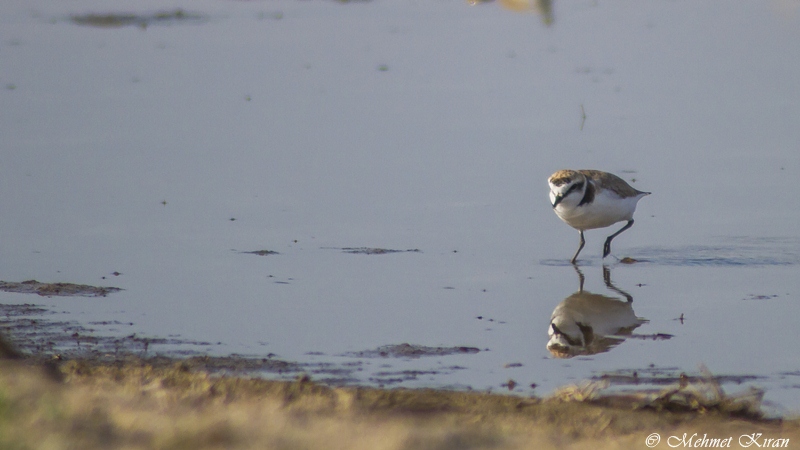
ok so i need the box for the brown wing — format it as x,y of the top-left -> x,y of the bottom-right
577,170 -> 649,198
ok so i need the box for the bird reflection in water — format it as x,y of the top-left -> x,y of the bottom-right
547,265 -> 647,358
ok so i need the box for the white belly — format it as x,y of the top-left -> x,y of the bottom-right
554,191 -> 643,231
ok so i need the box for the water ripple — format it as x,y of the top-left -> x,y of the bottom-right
632,237 -> 800,267
542,237 -> 800,267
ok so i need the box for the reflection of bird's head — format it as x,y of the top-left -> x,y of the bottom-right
547,319 -> 594,358
546,290 -> 646,358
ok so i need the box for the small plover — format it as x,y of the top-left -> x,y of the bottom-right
548,169 -> 650,263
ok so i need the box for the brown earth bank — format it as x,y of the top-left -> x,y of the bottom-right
1,353 -> 798,450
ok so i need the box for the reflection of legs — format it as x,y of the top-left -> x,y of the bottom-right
603,220 -> 634,259
603,265 -> 633,302
571,230 -> 586,264
572,263 -> 585,292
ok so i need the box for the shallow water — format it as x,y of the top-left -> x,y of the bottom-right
2,0 -> 799,413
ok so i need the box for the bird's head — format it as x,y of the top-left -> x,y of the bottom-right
548,170 -> 587,209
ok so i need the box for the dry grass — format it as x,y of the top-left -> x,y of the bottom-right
0,358 -> 798,450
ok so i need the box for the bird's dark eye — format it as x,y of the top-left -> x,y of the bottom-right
566,182 -> 584,194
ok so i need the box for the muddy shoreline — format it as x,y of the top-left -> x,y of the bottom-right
1,348 -> 798,449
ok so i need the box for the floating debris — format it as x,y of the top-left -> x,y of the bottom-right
744,294 -> 779,301
347,343 -> 480,359
595,367 -> 764,387
242,250 -> 280,256
626,333 -> 674,341
340,247 -> 421,255
618,257 -> 641,264
0,280 -> 121,298
370,369 -> 444,386
0,304 -> 49,317
69,9 -> 207,28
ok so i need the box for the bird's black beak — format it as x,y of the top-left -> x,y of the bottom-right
552,194 -> 563,209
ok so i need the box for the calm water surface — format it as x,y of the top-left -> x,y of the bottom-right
2,0 -> 799,413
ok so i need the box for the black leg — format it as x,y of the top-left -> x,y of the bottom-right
602,264 -> 632,302
572,264 -> 585,292
571,230 -> 585,264
603,219 -> 634,258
